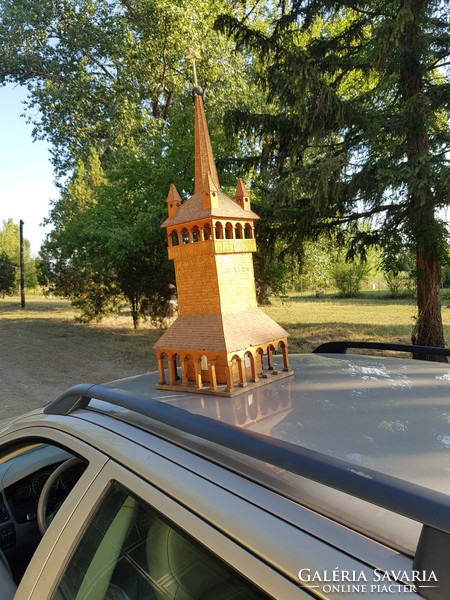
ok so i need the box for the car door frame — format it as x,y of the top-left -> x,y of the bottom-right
24,458 -> 309,600
0,425 -> 109,600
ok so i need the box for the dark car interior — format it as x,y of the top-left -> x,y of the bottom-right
0,442 -> 86,591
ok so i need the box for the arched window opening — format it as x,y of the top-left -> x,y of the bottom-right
215,222 -> 224,239
171,230 -> 179,246
203,224 -> 212,241
181,228 -> 189,244
192,225 -> 200,242
244,223 -> 253,239
235,223 -> 243,239
173,353 -> 181,381
225,222 -> 233,239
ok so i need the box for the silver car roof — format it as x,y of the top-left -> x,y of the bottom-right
45,352 -> 450,555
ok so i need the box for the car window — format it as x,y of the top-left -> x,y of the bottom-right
52,480 -> 269,600
0,441 -> 87,585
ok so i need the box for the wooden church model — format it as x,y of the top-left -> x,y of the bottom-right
154,77 -> 292,397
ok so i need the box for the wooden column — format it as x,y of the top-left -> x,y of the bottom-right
168,356 -> 177,385
193,358 -> 203,389
282,344 -> 290,372
237,358 -> 247,388
267,346 -> 274,370
208,361 -> 218,391
249,354 -> 257,382
181,357 -> 189,385
225,361 -> 234,394
157,355 -> 166,385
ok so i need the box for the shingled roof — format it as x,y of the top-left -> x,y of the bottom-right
154,309 -> 288,354
161,190 -> 259,228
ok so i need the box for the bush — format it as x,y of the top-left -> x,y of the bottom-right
383,271 -> 414,298
331,262 -> 370,297
380,241 -> 415,298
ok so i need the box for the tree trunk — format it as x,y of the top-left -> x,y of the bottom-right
412,244 -> 446,359
399,0 -> 446,357
131,296 -> 140,330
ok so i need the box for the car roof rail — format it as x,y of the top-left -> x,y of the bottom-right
313,340 -> 450,358
44,383 -> 450,539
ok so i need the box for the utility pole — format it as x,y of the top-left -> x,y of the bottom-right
19,219 -> 25,309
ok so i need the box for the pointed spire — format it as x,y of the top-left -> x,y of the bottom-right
166,183 -> 182,218
194,90 -> 220,194
235,178 -> 251,210
186,48 -> 221,195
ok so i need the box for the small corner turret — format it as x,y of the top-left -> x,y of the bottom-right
166,184 -> 182,219
235,178 -> 251,211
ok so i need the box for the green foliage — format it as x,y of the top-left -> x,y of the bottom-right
39,149 -> 172,326
380,238 -> 415,298
254,255 -> 289,305
2,1 -> 262,324
218,0 -> 450,347
0,250 -> 16,296
0,0 -> 251,177
0,219 -> 38,290
331,261 -> 371,298
299,238 -> 336,293
67,267 -> 123,324
443,268 -> 450,290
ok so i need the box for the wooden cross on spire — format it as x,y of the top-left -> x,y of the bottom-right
186,47 -> 201,87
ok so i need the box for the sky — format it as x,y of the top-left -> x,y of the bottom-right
0,83 -> 58,256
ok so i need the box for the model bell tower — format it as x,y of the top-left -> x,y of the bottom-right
154,52 -> 292,396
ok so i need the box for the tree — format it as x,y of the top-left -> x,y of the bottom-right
299,236 -> 342,294
0,219 -> 38,290
0,0 -> 252,178
331,262 -> 370,297
217,1 -> 450,354
38,151 -> 122,321
2,1 -> 262,323
0,251 -> 16,296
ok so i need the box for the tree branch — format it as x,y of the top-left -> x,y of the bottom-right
315,203 -> 395,228
82,50 -> 116,81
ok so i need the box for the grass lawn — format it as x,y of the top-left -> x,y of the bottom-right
263,293 -> 450,353
2,293 -> 450,362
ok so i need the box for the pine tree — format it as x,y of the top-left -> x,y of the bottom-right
217,0 -> 450,353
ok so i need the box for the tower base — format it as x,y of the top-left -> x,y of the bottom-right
155,368 -> 293,397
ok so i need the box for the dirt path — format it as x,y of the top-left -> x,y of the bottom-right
0,305 -> 160,419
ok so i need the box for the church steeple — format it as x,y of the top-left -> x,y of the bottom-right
186,48 -> 221,195
193,88 -> 220,194
153,51 -> 292,397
